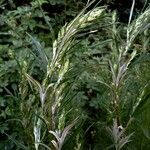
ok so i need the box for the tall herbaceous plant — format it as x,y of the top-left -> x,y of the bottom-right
25,1 -> 106,149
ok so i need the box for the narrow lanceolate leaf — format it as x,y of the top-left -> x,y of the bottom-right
60,118 -> 78,149
37,142 -> 52,150
25,73 -> 42,91
132,84 -> 149,115
25,73 -> 46,107
26,32 -> 48,67
107,119 -> 133,150
119,133 -> 134,150
49,118 -> 78,150
59,121 -> 76,149
51,140 -> 59,150
128,0 -> 135,25
49,130 -> 60,142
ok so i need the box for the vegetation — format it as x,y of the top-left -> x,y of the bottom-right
0,0 -> 150,149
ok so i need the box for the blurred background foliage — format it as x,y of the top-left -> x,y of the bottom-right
0,0 -> 150,149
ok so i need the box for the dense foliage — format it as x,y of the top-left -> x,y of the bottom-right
0,0 -> 150,149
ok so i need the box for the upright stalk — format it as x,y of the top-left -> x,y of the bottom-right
112,86 -> 121,126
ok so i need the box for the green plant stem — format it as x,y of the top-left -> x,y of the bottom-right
113,87 -> 121,126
